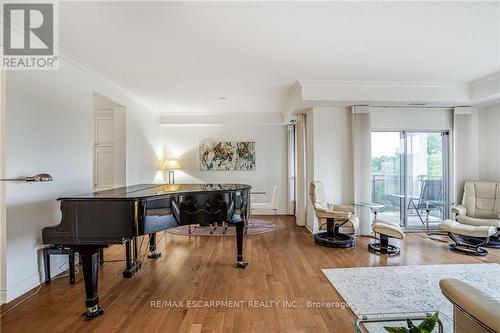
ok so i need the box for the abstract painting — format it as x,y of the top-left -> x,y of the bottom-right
200,141 -> 256,171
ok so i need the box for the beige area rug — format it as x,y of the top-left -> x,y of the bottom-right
166,219 -> 277,236
322,263 -> 500,333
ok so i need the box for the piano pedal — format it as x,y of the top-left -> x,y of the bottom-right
82,305 -> 104,321
235,261 -> 248,269
122,261 -> 142,278
188,224 -> 199,234
222,222 -> 227,234
210,223 -> 217,234
147,251 -> 161,259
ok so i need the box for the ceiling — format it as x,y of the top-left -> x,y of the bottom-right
60,1 -> 500,114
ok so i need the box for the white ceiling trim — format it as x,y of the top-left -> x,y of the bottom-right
160,112 -> 284,126
285,80 -> 471,118
57,48 -> 157,115
469,71 -> 500,106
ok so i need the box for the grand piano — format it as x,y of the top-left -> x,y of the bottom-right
42,183 -> 251,320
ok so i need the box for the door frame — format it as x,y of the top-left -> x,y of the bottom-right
371,129 -> 451,230
0,71 -> 7,304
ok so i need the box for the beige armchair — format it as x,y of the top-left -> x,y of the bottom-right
309,181 -> 358,248
440,278 -> 500,333
442,181 -> 500,255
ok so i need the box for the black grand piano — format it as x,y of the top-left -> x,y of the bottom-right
42,183 -> 251,320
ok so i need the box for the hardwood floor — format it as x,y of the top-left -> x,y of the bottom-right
1,216 -> 499,333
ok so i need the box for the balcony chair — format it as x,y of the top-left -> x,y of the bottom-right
309,181 -> 358,248
407,177 -> 443,225
441,181 -> 500,256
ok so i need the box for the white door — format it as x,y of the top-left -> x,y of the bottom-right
94,116 -> 114,147
93,149 -> 114,191
93,112 -> 115,191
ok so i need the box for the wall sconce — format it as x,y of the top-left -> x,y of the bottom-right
0,173 -> 53,183
161,160 -> 180,184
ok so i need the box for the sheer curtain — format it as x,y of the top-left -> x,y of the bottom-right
287,124 -> 296,216
351,106 -> 372,235
295,114 -> 306,226
453,107 -> 479,204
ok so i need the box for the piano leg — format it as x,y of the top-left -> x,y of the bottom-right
235,221 -> 248,269
123,238 -> 142,278
147,233 -> 161,259
69,248 -> 75,284
78,246 -> 104,320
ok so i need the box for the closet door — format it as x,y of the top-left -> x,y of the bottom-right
93,112 -> 115,191
94,116 -> 114,147
93,148 -> 114,191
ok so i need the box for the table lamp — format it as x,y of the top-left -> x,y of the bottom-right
161,160 -> 180,184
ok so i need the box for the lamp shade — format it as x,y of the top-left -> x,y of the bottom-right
161,160 -> 181,170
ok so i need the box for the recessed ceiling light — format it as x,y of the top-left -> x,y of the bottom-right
219,96 -> 227,100
408,103 -> 427,106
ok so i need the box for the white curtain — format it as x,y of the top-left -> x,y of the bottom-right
287,124 -> 296,215
351,106 -> 372,235
453,107 -> 479,204
295,114 -> 307,226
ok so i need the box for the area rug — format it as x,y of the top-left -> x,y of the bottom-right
166,219 -> 277,236
322,264 -> 500,333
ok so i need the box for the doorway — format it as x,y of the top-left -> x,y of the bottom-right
371,130 -> 450,229
92,93 -> 126,191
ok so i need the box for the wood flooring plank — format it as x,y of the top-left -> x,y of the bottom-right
1,216 -> 499,333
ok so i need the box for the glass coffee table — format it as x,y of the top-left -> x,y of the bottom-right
354,311 -> 454,333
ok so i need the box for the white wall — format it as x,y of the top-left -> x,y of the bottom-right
478,103 -> 500,181
3,58 -> 161,302
305,109 -> 315,231
305,107 -> 353,232
161,125 -> 288,213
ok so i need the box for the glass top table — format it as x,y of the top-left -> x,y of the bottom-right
354,311 -> 455,333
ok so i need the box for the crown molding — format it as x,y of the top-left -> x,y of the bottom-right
283,80 -> 472,116
469,71 -> 500,106
298,80 -> 468,87
160,112 -> 284,126
57,48 -> 157,114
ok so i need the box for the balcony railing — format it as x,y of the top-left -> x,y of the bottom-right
371,174 -> 443,213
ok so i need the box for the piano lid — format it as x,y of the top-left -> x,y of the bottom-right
57,183 -> 252,200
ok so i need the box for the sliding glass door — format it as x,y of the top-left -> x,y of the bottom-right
371,130 -> 450,229
371,132 -> 405,225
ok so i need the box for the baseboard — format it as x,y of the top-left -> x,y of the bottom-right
250,210 -> 289,216
304,225 -> 354,235
5,272 -> 41,302
5,257 -> 71,303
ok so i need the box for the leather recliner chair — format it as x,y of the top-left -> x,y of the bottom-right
309,181 -> 359,248
440,278 -> 500,333
450,181 -> 500,249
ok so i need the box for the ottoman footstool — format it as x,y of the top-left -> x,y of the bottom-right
369,219 -> 405,255
441,220 -> 496,256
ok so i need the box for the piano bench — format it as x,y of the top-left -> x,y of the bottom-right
43,246 -> 104,285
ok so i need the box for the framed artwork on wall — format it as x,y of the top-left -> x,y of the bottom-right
200,141 -> 256,171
